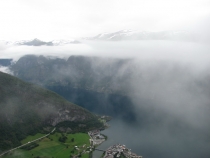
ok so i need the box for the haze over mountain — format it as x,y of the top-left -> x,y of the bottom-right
0,71 -> 103,152
0,29 -> 207,49
0,38 -> 80,46
1,0 -> 210,158
1,38 -> 210,158
4,53 -> 209,158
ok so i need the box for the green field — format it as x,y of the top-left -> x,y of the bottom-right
2,132 -> 91,158
21,133 -> 46,144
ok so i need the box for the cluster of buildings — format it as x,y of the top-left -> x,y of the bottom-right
88,129 -> 100,136
88,130 -> 106,146
104,144 -> 142,158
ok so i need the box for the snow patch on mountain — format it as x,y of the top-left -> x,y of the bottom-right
0,38 -> 80,46
84,30 -> 194,41
50,39 -> 80,45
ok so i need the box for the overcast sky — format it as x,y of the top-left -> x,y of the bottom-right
0,0 -> 210,41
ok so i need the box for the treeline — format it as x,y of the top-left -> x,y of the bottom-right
0,119 -> 45,151
58,133 -> 68,143
56,119 -> 104,133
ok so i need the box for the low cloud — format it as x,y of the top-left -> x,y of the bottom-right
1,38 -> 210,158
0,66 -> 13,74
1,40 -> 210,69
0,44 -> 93,61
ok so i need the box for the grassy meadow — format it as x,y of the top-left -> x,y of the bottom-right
2,132 -> 91,158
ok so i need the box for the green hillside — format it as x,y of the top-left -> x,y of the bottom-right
0,71 -> 103,152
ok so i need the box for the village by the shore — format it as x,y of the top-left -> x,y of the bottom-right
76,115 -> 142,158
103,144 -> 142,158
88,129 -> 106,146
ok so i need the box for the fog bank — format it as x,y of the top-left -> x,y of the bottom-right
1,40 -> 210,67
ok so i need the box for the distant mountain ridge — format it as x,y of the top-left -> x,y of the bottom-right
0,59 -> 13,66
0,38 -> 80,46
0,30 -> 198,45
84,30 -> 195,41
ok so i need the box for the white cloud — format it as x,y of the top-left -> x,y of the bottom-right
0,0 -> 210,40
0,42 -> 95,61
0,66 -> 13,74
1,40 -> 210,73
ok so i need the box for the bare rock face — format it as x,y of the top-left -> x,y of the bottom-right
50,108 -> 87,126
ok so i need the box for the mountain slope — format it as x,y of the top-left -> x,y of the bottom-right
11,55 -> 132,93
0,71 -> 102,152
9,55 -> 138,121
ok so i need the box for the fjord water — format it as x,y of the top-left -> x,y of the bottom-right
93,118 -> 210,158
92,119 -> 147,158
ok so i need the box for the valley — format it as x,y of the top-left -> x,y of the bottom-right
1,1 -> 210,158
1,118 -> 110,158
2,54 -> 210,158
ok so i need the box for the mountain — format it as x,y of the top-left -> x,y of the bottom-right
11,55 -> 132,94
84,30 -> 194,41
9,55 -> 137,121
0,38 -> 80,46
0,39 -> 51,46
0,71 -> 103,151
0,30 -> 195,46
17,38 -> 53,46
0,59 -> 13,66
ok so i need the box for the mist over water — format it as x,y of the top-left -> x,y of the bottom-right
90,57 -> 210,158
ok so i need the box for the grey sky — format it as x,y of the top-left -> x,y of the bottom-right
0,0 -> 210,40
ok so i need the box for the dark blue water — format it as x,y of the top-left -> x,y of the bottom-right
92,119 -> 210,158
92,119 -> 142,158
